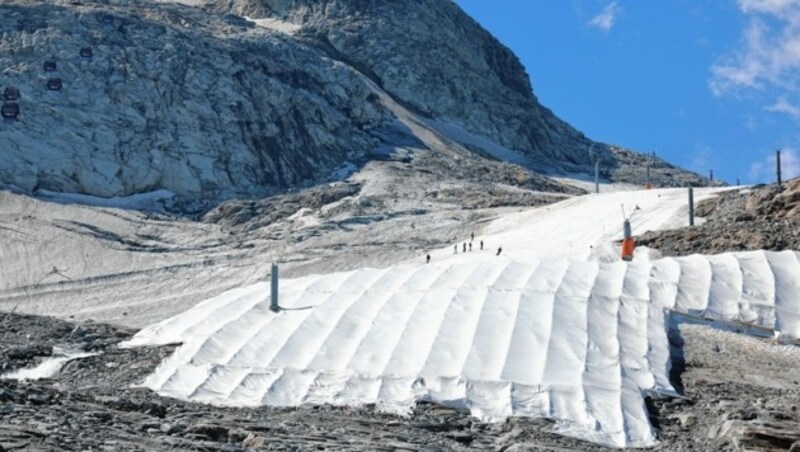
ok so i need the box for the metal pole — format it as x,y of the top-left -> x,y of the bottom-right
736,176 -> 740,186
777,149 -> 782,186
709,170 -> 713,183
588,143 -> 600,194
688,187 -> 695,227
647,151 -> 656,189
594,160 -> 600,194
270,262 -> 279,312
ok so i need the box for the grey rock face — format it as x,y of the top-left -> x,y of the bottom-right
0,0 -> 711,207
1,1 -> 386,201
223,0 -> 595,165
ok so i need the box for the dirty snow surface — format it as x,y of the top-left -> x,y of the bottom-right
0,186 -> 727,327
127,250 -> 800,448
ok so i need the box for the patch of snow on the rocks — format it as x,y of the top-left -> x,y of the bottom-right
427,119 -> 533,167
1,348 -> 98,381
328,162 -> 358,181
244,16 -> 302,34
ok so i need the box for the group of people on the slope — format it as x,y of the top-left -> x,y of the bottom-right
426,231 -> 501,264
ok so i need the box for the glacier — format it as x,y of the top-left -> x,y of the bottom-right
126,250 -> 800,448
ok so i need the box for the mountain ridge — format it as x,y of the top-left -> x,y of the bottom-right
1,0 -> 711,210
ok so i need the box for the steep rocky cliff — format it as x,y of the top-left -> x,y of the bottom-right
0,0 -> 709,208
218,0 -> 593,165
1,1 -> 386,201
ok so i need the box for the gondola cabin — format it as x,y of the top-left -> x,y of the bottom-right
43,59 -> 57,72
80,47 -> 93,58
3,86 -> 20,101
1,102 -> 20,120
102,15 -> 113,26
47,77 -> 62,91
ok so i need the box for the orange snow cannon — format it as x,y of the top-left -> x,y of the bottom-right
621,238 -> 635,261
621,218 -> 635,261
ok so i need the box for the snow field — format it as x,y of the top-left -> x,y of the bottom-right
125,250 -> 800,447
429,187 -> 729,264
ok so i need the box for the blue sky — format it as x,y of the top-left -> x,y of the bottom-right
455,0 -> 800,184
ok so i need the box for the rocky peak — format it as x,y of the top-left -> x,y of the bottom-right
1,1 -> 387,203
0,0 -> 710,209
218,0 -> 591,164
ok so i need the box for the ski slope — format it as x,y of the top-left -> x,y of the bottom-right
127,250 -> 800,448
430,186 -> 728,263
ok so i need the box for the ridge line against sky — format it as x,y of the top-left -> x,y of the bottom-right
455,0 -> 800,184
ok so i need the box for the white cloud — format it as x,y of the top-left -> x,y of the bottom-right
710,0 -> 800,102
749,147 -> 800,182
766,97 -> 800,117
589,1 -> 621,33
740,0 -> 799,14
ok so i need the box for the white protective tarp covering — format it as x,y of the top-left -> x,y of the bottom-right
127,250 -> 800,448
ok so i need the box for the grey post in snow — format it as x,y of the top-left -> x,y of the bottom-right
777,149 -> 782,187
589,143 -> 600,194
688,187 -> 695,227
270,262 -> 279,312
709,169 -> 714,183
594,159 -> 600,194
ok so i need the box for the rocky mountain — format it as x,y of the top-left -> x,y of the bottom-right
1,0 -> 710,209
216,0 -> 591,163
639,178 -> 800,255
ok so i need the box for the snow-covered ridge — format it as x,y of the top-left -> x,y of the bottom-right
126,250 -> 800,448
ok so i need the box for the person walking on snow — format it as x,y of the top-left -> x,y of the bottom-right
426,254 -> 431,264
496,246 -> 502,256
470,232 -> 474,242
454,245 -> 457,254
469,242 -> 472,251
480,240 -> 484,250
463,242 -> 467,253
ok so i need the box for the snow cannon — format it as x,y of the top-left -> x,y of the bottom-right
621,218 -> 635,262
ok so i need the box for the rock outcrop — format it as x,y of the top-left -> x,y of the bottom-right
1,1 -> 386,201
0,0 -> 711,207
218,0 -> 595,166
638,179 -> 800,255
